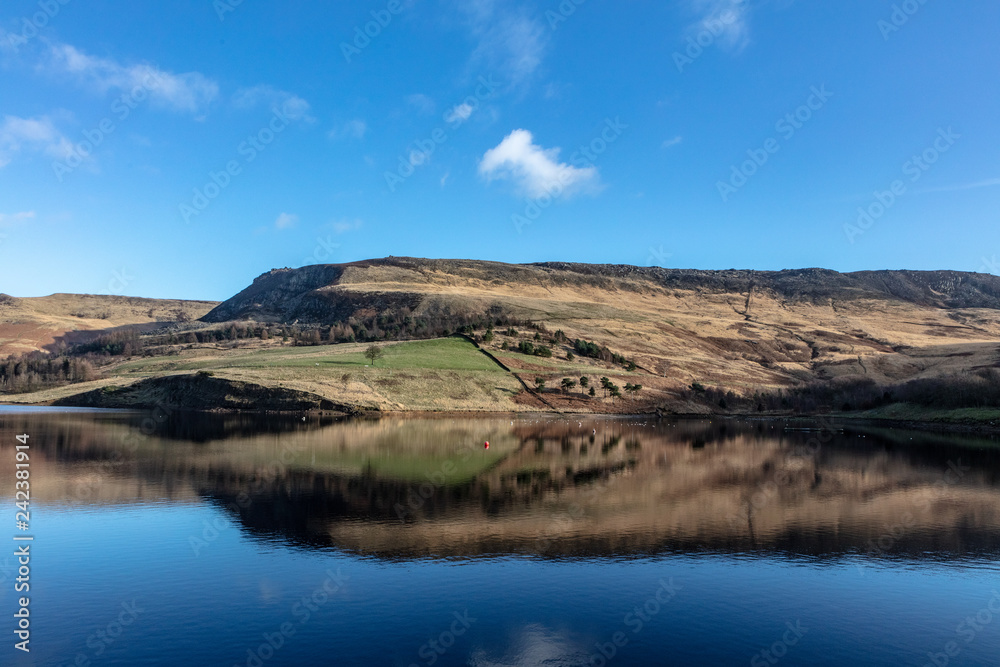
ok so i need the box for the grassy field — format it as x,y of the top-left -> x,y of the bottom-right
2,336 -> 654,413
106,337 -> 527,412
116,337 -> 505,373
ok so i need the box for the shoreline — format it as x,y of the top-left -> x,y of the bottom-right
3,395 -> 999,436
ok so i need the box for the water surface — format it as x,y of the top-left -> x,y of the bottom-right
2,409 -> 999,666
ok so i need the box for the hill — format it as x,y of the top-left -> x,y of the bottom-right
4,258 -> 1000,417
201,258 -> 1000,391
0,293 -> 219,357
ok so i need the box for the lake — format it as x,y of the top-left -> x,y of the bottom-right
2,407 -> 999,666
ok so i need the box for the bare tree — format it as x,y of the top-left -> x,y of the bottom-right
365,345 -> 385,366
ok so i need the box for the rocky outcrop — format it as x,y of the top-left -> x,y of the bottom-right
201,258 -> 1000,325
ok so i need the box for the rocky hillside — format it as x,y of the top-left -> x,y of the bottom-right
196,258 -> 1000,395
204,258 -> 1000,323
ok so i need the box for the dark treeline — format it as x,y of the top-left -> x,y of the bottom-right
0,353 -> 96,393
688,369 -> 1000,413
573,338 -> 633,369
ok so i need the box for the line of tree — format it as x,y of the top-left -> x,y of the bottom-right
573,338 -> 633,368
0,353 -> 96,394
516,341 -> 553,357
687,369 -> 1000,413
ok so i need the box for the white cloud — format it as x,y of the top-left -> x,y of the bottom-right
479,129 -> 598,199
0,115 -> 73,167
328,119 -> 367,140
274,213 -> 298,230
45,43 -> 219,115
662,135 -> 683,149
0,210 -> 36,227
444,103 -> 474,124
690,0 -> 751,51
461,1 -> 547,86
406,94 -> 435,115
233,85 -> 313,122
330,218 -> 363,234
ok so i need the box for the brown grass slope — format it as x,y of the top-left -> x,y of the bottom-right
201,258 -> 1000,397
0,293 -> 218,356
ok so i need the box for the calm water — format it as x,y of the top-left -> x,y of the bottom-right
2,408 -> 1000,666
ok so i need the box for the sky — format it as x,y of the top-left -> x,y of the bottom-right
0,0 -> 998,301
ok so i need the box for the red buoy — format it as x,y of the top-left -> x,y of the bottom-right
484,441 -> 490,450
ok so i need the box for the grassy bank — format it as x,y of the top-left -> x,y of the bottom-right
7,338 -> 531,413
849,403 -> 1000,427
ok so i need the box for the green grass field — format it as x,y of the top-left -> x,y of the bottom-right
109,337 -> 526,412
116,337 -> 507,374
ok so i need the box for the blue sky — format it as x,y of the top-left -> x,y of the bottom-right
1,0 -> 998,300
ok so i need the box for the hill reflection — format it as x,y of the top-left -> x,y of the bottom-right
4,411 -> 1000,560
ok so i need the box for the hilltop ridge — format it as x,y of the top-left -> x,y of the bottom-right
3,258 -> 1000,417
203,258 -> 1000,324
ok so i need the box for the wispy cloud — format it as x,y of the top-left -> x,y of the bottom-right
662,135 -> 683,149
916,177 -> 1000,194
479,129 -> 598,199
274,212 -> 298,230
233,85 -> 313,122
0,210 -> 36,227
44,43 -> 219,115
460,0 -> 547,87
330,218 -> 363,234
444,103 -> 475,124
328,119 -> 367,140
687,0 -> 751,51
0,114 -> 73,167
406,93 -> 435,115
